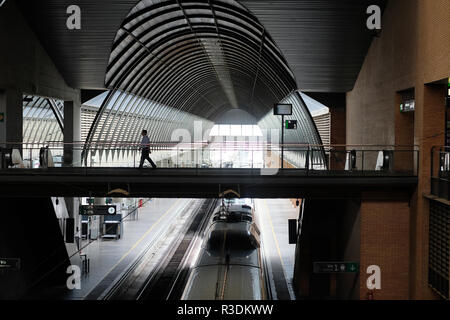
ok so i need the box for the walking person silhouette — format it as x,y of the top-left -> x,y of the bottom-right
139,130 -> 157,169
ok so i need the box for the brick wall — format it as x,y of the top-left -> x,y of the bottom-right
347,0 -> 450,299
359,199 -> 410,299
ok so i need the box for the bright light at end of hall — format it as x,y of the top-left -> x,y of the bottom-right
209,125 -> 263,137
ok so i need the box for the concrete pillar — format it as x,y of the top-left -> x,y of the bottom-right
330,107 -> 346,146
306,92 -> 346,169
63,100 -> 81,166
329,106 -> 347,170
359,196 -> 410,299
0,89 -> 22,149
63,99 -> 81,245
336,200 -> 361,300
293,199 -> 346,299
0,197 -> 70,299
394,92 -> 415,173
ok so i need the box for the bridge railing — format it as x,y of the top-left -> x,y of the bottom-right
0,141 -> 419,175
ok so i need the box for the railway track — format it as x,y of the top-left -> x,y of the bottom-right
103,198 -> 218,300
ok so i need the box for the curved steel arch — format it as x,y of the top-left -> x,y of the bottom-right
85,0 -> 324,168
109,24 -> 294,96
112,30 -> 293,121
23,95 -> 64,145
131,33 -> 292,103
104,0 -> 296,107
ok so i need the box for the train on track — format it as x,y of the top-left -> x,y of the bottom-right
181,199 -> 268,300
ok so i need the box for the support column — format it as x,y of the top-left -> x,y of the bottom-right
329,106 -> 347,170
63,98 -> 81,246
307,92 -> 346,169
0,197 -> 71,299
394,91 -> 415,172
0,89 -> 22,149
63,99 -> 81,167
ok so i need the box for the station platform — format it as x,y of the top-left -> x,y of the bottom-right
255,199 -> 298,300
65,198 -> 194,300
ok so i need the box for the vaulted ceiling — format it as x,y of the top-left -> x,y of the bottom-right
18,0 -> 386,94
12,0 -> 387,158
104,0 -> 297,121
15,0 -> 385,153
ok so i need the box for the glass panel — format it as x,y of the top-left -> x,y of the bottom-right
253,125 -> 263,137
210,125 -> 219,136
230,125 -> 242,136
242,125 -> 253,136
219,125 -> 230,136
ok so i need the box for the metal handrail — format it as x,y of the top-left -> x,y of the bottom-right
5,141 -> 418,146
0,140 -> 420,148
0,142 -> 419,173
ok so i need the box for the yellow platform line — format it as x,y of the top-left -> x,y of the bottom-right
263,199 -> 285,270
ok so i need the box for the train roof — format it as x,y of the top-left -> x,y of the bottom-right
213,203 -> 253,214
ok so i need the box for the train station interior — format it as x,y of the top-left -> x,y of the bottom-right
0,0 -> 449,306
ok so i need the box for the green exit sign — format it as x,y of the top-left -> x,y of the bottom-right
313,262 -> 359,273
285,120 -> 297,129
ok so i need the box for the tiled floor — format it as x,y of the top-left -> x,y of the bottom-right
65,198 -> 193,300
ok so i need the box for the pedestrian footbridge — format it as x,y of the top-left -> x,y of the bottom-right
0,142 -> 419,198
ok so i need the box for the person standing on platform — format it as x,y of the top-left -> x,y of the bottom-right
139,130 -> 157,169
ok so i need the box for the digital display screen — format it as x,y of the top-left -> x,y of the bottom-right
274,104 -> 292,115
79,205 -> 117,215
